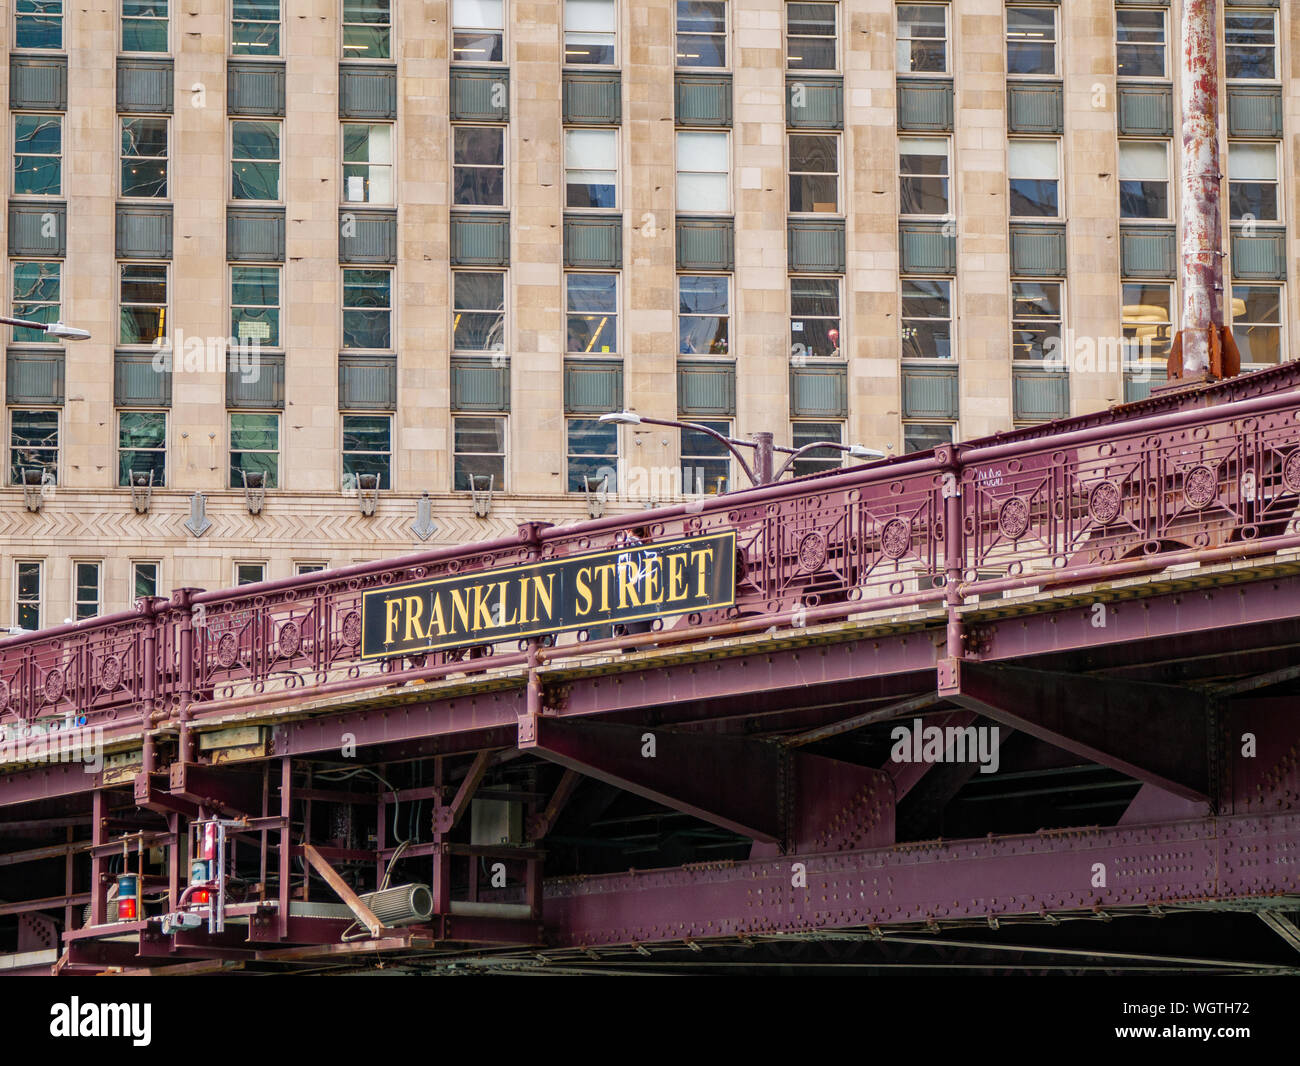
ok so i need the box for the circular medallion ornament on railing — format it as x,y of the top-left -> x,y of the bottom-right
997,496 -> 1030,540
1087,481 -> 1122,525
216,632 -> 240,668
99,655 -> 123,692
341,611 -> 363,646
880,518 -> 911,559
1183,465 -> 1217,509
797,532 -> 828,572
44,668 -> 65,703
1283,450 -> 1300,494
278,620 -> 302,658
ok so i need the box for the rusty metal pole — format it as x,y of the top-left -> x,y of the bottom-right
1176,0 -> 1224,379
752,431 -> 775,484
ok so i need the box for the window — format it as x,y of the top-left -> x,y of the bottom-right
229,412 -> 279,488
13,114 -> 62,196
1006,5 -> 1055,76
1231,285 -> 1282,366
786,2 -> 836,71
121,117 -> 168,198
678,275 -> 729,355
296,562 -> 326,575
790,277 -> 840,359
566,273 -> 618,353
342,0 -> 390,59
790,421 -> 842,478
676,0 -> 726,68
1118,141 -> 1169,220
1122,282 -> 1173,366
231,265 -> 280,348
453,272 -> 505,351
1228,143 -> 1279,223
453,415 -> 506,491
677,131 -> 729,213
903,422 -> 952,454
10,409 -> 58,485
342,123 -> 393,204
231,120 -> 281,201
342,269 -> 392,349
453,126 -> 505,207
1008,140 -> 1059,218
232,0 -> 280,56
1115,9 -> 1165,80
565,129 -> 617,209
11,261 -> 60,343
118,410 -> 166,486
119,264 -> 168,346
567,418 -> 618,492
16,0 -> 62,49
236,562 -> 266,585
1011,281 -> 1062,362
73,562 -> 101,620
788,134 -> 838,214
342,414 -> 392,490
681,420 -> 731,494
15,561 -> 41,630
123,0 -> 167,52
896,4 -> 946,74
133,561 -> 159,599
899,137 -> 949,215
564,0 -> 616,66
901,278 -> 951,360
453,0 -> 503,63
1225,10 -> 1276,81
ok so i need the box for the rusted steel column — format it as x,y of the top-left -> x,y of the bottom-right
1177,0 -> 1224,378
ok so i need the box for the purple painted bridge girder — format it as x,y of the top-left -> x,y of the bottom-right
540,811 -> 1300,947
941,661 -> 1210,802
521,716 -> 786,842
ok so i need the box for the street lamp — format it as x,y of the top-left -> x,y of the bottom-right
598,411 -> 885,489
0,316 -> 91,341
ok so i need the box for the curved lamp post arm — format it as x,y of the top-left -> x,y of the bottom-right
603,412 -> 760,487
772,441 -> 854,482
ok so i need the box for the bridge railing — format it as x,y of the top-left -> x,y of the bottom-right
2,386 -> 1299,737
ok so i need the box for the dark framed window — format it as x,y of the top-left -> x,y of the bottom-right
1011,280 -> 1062,362
789,276 -> 840,359
896,3 -> 947,74
903,422 -> 953,454
13,114 -> 62,196
676,0 -> 726,68
343,123 -> 393,204
786,2 -> 836,71
1225,10 -> 1276,81
236,562 -> 266,585
790,420 -> 842,477
231,120 -> 281,201
1231,285 -> 1282,366
899,136 -> 949,216
1116,8 -> 1165,79
133,561 -> 160,599
342,268 -> 392,349
342,413 -> 392,490
565,128 -> 617,209
453,125 -> 505,207
123,0 -> 168,52
1008,140 -> 1059,218
678,274 -> 729,355
681,420 -> 731,494
229,411 -> 279,488
565,0 -> 616,66
567,417 -> 618,492
119,263 -> 168,346
11,261 -> 60,343
10,409 -> 58,485
901,278 -> 951,360
1122,281 -> 1173,366
74,561 -> 101,620
232,0 -> 280,56
453,414 -> 506,491
231,265 -> 281,348
342,0 -> 390,60
16,0 -> 63,49
566,272 -> 619,354
1228,142 -> 1279,222
1006,5 -> 1055,76
121,117 -> 169,198
1118,141 -> 1169,220
453,0 -> 504,63
118,410 -> 167,486
453,271 -> 506,352
15,561 -> 42,631
788,133 -> 838,214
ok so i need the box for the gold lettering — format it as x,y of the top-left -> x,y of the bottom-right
575,566 -> 593,616
494,581 -> 518,627
617,559 -> 642,609
403,595 -> 427,643
517,575 -> 530,625
471,583 -> 495,631
667,553 -> 688,602
427,592 -> 447,637
450,587 -> 472,635
592,563 -> 616,613
644,555 -> 663,605
690,546 -> 715,598
530,573 -> 555,623
384,597 -> 403,645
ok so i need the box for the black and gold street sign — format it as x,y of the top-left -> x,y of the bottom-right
361,531 -> 736,659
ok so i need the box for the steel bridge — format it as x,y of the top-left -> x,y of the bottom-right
3,366 -> 1300,975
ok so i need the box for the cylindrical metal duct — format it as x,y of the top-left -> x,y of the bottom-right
358,883 -> 433,927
